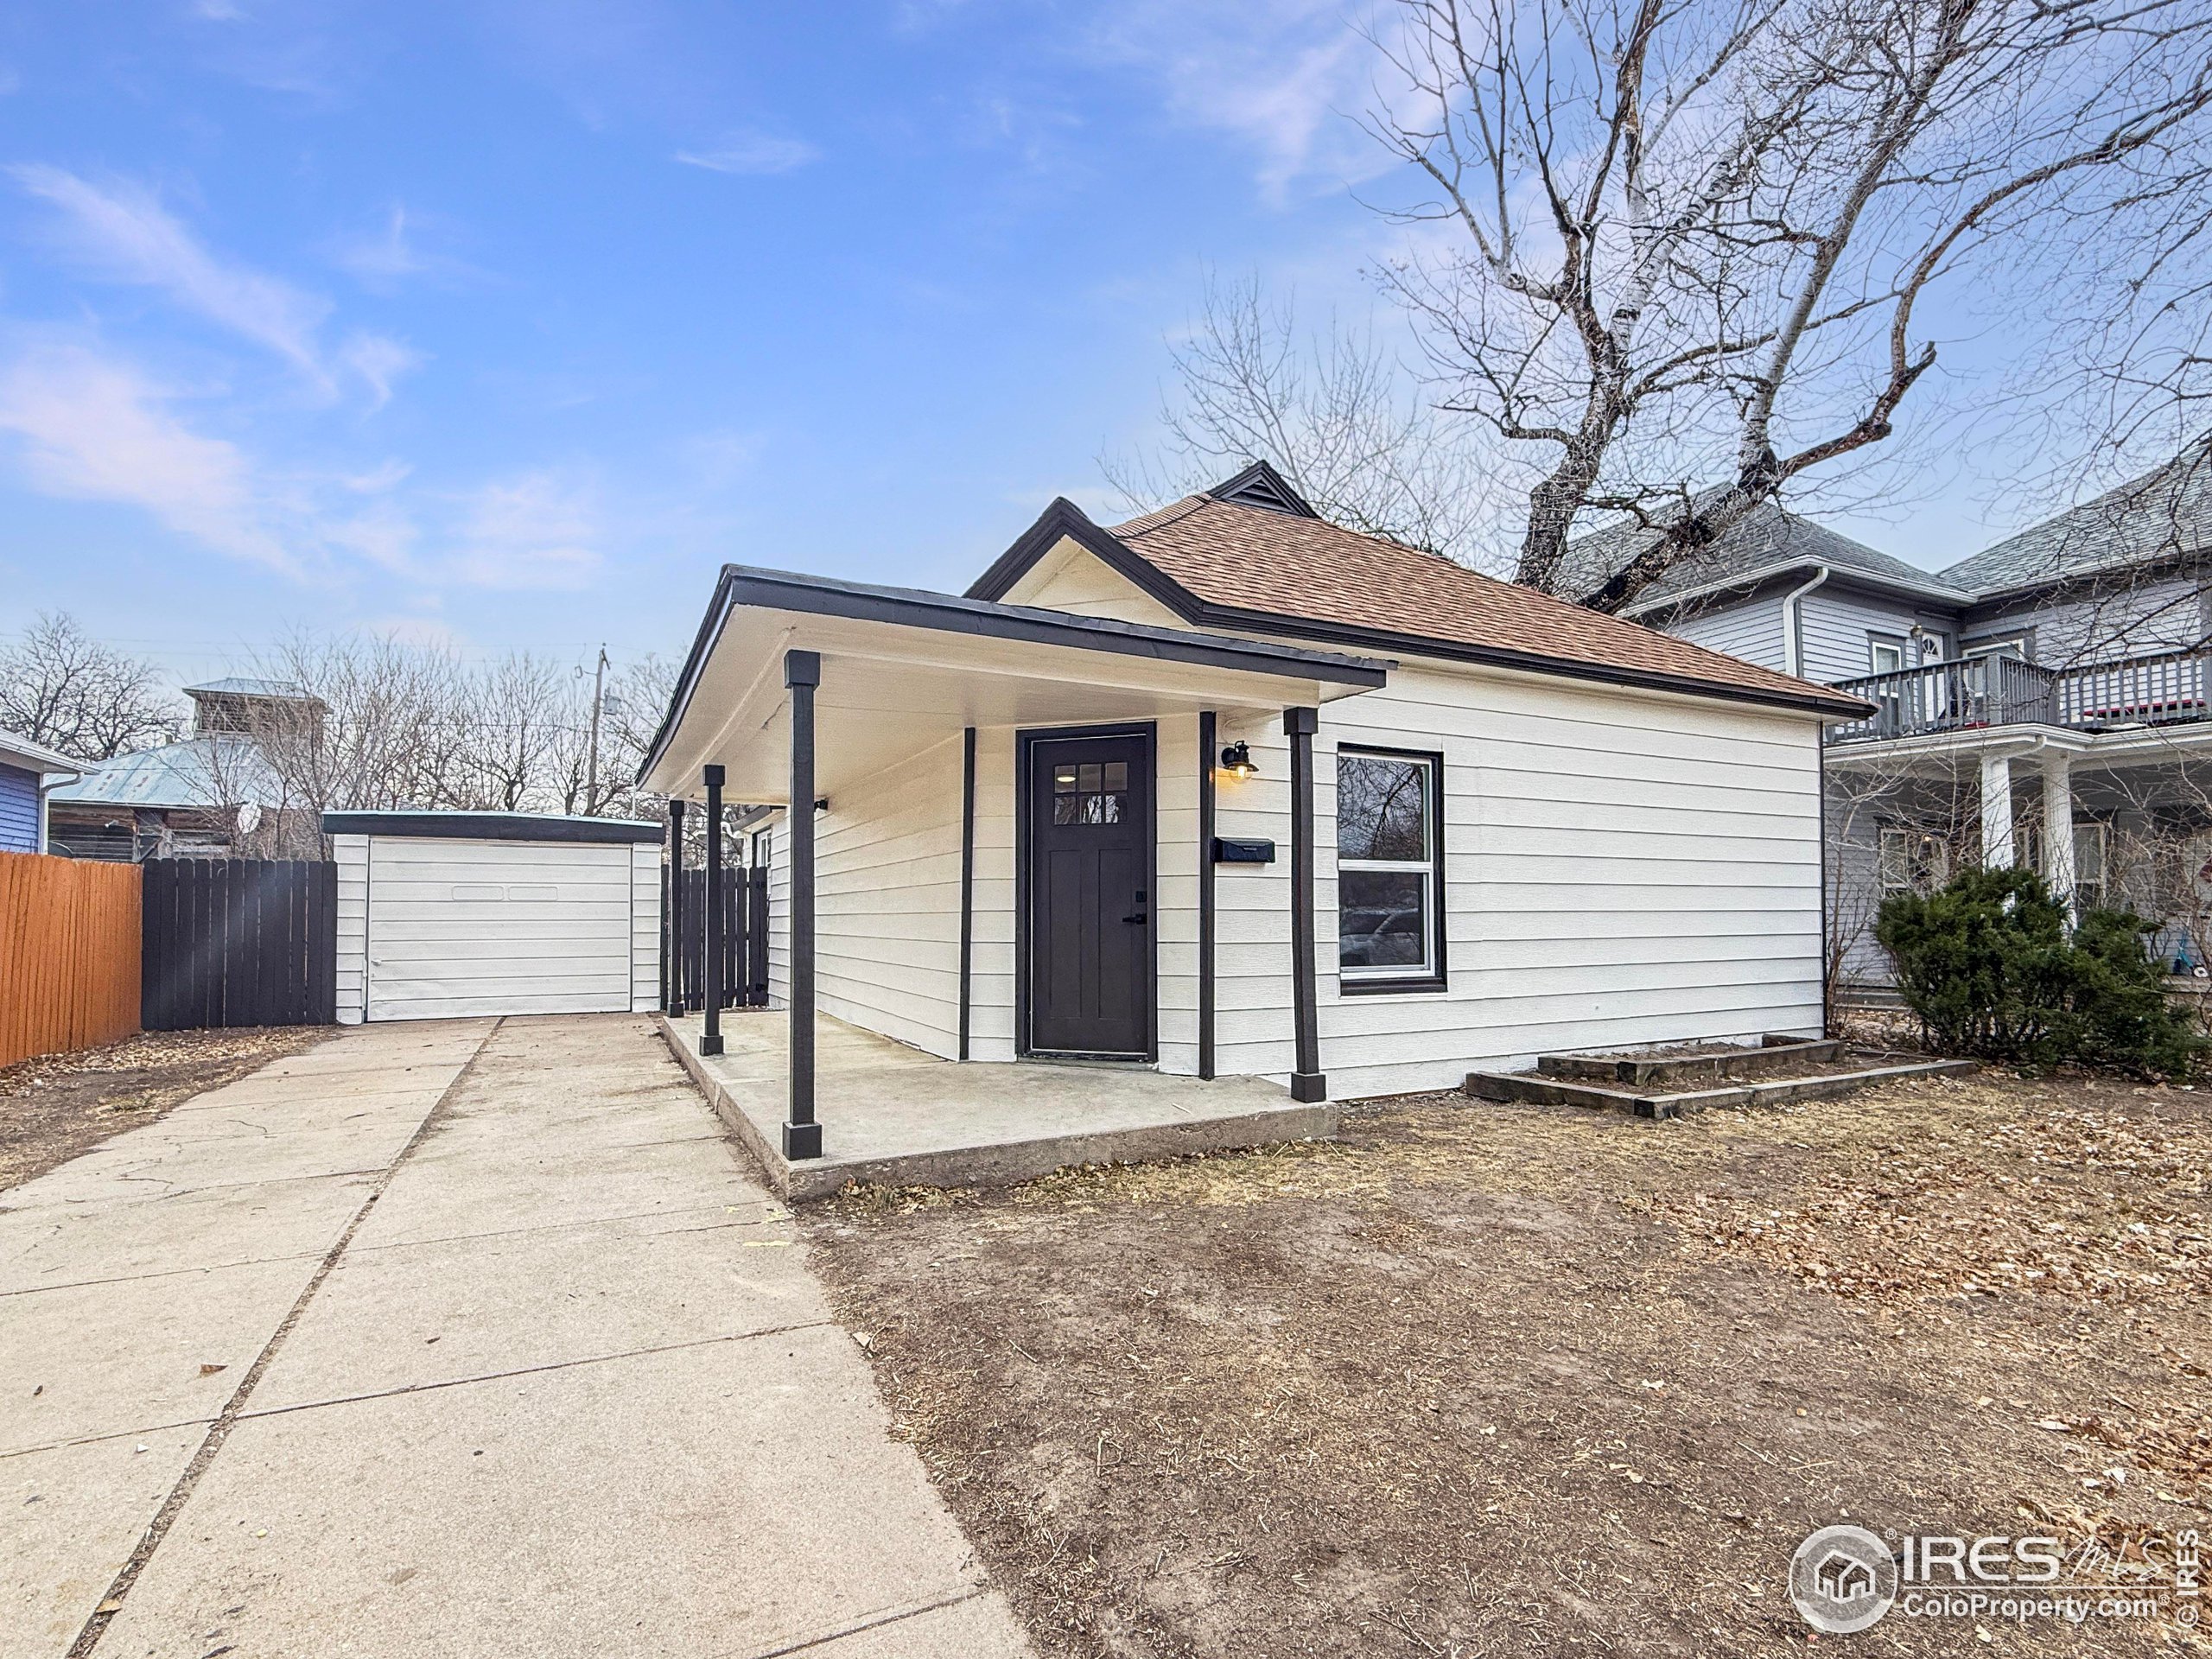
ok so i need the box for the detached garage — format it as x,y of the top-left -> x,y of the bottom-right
327,811 -> 663,1023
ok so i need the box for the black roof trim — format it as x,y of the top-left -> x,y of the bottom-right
1205,460 -> 1318,518
964,496 -> 1205,612
966,501 -> 1868,719
639,565 -> 745,788
637,551 -> 1392,785
322,811 -> 664,844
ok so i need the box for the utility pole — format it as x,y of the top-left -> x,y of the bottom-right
584,645 -> 608,815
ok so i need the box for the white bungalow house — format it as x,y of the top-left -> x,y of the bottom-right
639,463 -> 1866,1154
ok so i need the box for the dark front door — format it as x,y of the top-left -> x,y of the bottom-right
1024,728 -> 1153,1058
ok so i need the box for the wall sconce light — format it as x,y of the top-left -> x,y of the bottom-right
1219,741 -> 1258,780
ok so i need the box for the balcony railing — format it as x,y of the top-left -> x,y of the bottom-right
1829,646 -> 2212,744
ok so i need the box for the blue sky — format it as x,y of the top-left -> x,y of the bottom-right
0,1 -> 2037,683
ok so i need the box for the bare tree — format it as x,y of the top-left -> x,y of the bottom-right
201,632 -> 680,854
1128,2 -> 2212,608
466,653 -> 574,813
1103,276 -> 1503,560
234,632 -> 478,836
0,612 -> 178,760
1370,0 -> 2212,609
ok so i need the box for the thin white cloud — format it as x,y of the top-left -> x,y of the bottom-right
0,344 -> 297,572
10,165 -> 416,406
1083,2 -> 1400,199
340,333 -> 424,411
12,164 -> 332,380
327,204 -> 489,292
0,340 -> 597,593
448,472 -> 601,590
327,204 -> 430,284
674,133 -> 821,176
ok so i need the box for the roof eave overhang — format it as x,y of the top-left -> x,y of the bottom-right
1961,543 -> 2210,610
971,508 -> 1870,721
0,735 -> 82,775
1621,557 -> 1974,621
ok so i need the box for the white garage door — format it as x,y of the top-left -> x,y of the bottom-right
366,836 -> 638,1020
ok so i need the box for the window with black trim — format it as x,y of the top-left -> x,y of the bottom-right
1336,747 -> 1445,990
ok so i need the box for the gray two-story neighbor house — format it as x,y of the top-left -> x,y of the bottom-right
1569,442 -> 2212,988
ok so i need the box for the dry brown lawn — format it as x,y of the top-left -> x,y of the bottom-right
803,1071 -> 2210,1657
0,1026 -> 331,1191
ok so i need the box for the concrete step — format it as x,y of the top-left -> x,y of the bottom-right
1536,1037 -> 1845,1089
1465,1052 -> 1977,1121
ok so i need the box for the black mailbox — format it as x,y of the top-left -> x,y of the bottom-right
1212,836 -> 1276,865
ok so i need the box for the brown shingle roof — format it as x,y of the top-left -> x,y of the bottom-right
1104,494 -> 1864,715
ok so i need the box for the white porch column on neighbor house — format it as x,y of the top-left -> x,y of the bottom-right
1980,750 -> 2016,868
2043,753 -> 2076,905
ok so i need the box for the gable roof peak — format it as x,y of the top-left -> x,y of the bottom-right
1203,459 -> 1318,519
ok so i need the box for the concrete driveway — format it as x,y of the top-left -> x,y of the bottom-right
1,1014 -> 1031,1659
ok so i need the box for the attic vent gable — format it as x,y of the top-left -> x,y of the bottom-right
1205,460 -> 1319,519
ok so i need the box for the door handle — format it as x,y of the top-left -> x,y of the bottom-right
1122,912 -> 1148,925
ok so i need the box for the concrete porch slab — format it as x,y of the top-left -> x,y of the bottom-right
662,1009 -> 1339,1200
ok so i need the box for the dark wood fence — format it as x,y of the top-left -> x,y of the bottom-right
0,851 -> 141,1066
142,859 -> 337,1031
666,866 -> 768,1013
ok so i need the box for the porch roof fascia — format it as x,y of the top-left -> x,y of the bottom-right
638,562 -> 1392,790
1824,723 -> 2094,772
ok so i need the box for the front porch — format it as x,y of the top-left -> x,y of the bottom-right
661,1008 -> 1338,1199
1826,720 -> 2212,984
640,563 -> 1389,1173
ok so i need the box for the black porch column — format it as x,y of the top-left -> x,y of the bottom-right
701,766 -> 726,1055
784,649 -> 823,1159
664,798 -> 686,1017
1284,706 -> 1325,1103
957,726 -> 976,1062
1198,710 -> 1217,1080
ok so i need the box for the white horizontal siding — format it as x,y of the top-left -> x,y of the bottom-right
1304,663 -> 1826,1096
360,836 -> 642,1021
766,817 -> 790,1011
813,735 -> 965,1058
631,841 -> 661,1013
967,728 -> 1016,1061
334,834 -> 368,1025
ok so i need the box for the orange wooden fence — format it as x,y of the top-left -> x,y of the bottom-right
0,851 -> 142,1067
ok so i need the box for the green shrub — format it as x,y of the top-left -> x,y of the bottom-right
1875,866 -> 2205,1078
2067,906 -> 2206,1080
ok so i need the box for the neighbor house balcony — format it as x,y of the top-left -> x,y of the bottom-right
1828,646 -> 2212,745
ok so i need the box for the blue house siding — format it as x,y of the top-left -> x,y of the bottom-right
0,761 -> 40,852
